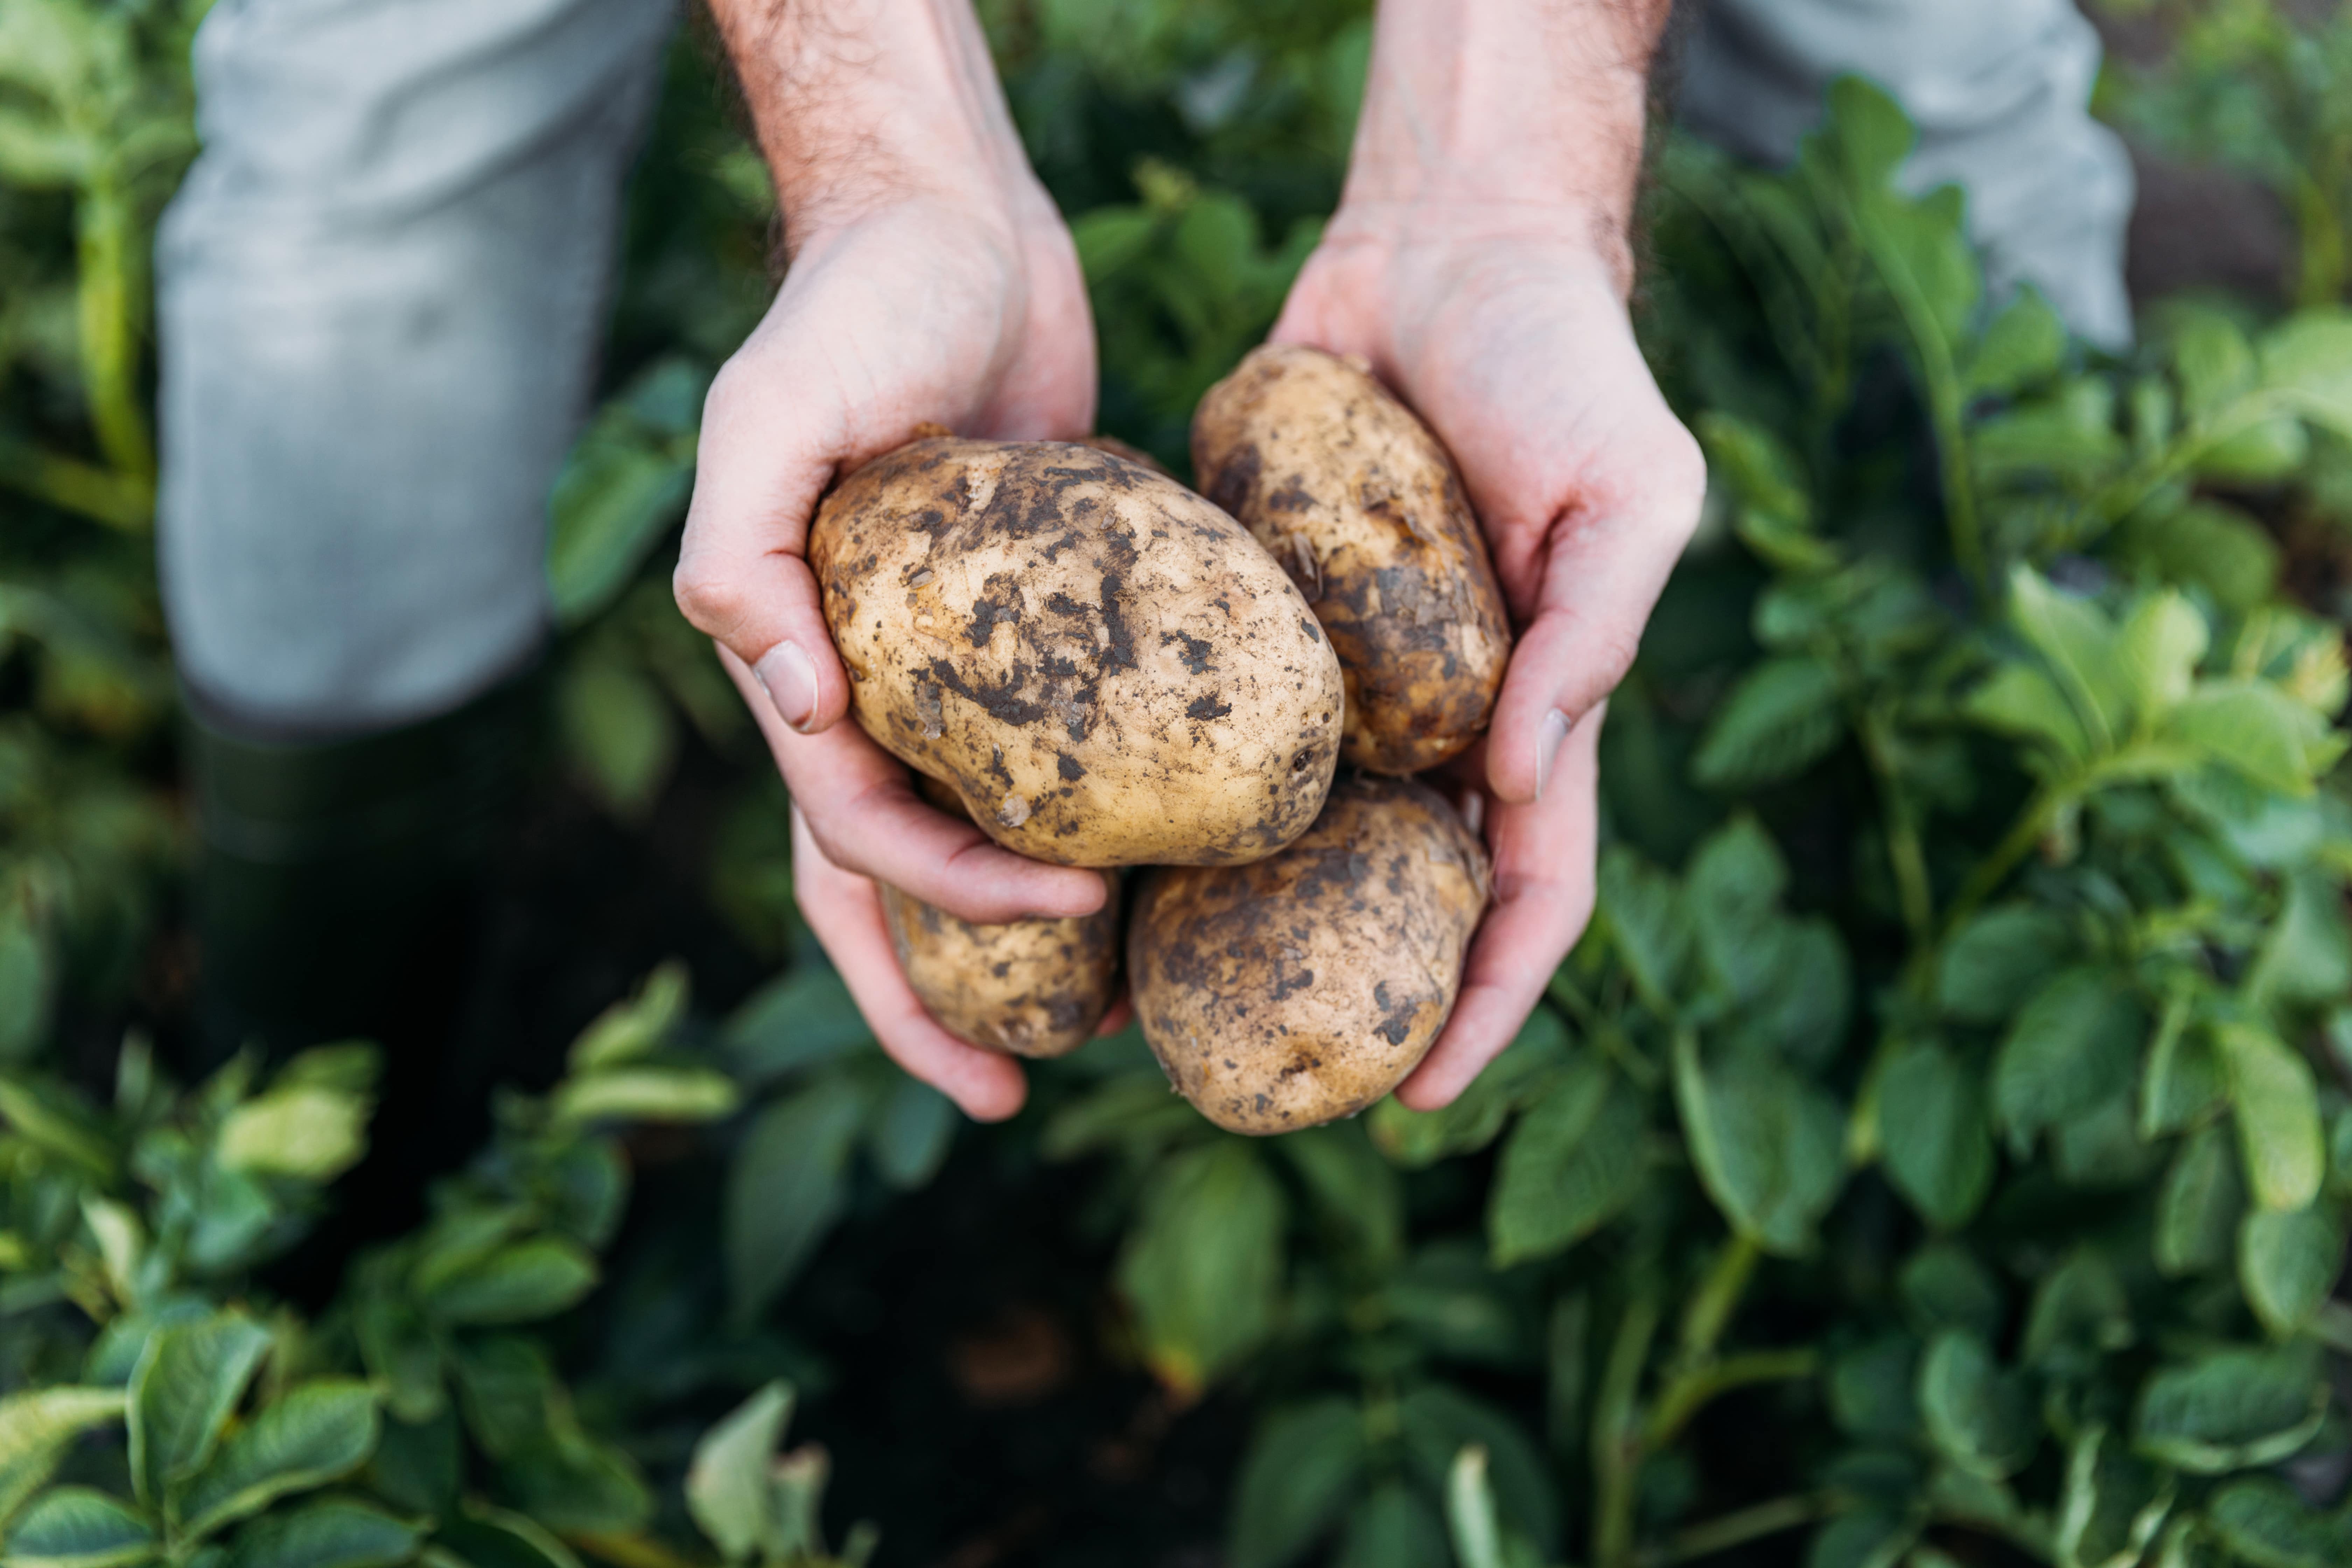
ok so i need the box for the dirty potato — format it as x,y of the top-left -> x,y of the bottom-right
1192,344 -> 1512,775
881,875 -> 1122,1059
878,774 -> 1123,1059
1128,775 -> 1490,1134
810,437 -> 1344,867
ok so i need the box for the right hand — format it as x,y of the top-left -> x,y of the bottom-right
681,191 -> 1104,1119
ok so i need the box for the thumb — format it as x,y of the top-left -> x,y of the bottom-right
1484,425 -> 1706,805
672,362 -> 858,736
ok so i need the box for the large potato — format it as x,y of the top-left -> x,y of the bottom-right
1129,775 -> 1490,1134
811,437 -> 1344,867
1192,344 -> 1512,775
882,875 -> 1121,1059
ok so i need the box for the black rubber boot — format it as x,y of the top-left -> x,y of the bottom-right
186,669 -> 538,1284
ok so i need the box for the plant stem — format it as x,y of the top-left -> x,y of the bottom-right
0,439 -> 155,531
1937,785 -> 2063,943
1644,1350 -> 1820,1449
1591,1288 -> 1661,1568
1675,1234 -> 1759,1367
76,170 -> 155,484
566,1532 -> 708,1568
1854,705 -> 1933,944
1639,1492 -> 1837,1567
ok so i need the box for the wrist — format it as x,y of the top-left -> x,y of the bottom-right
708,0 -> 1046,253
1339,0 -> 1667,282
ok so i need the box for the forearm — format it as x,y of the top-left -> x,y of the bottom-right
705,0 -> 1043,245
1345,0 -> 1673,285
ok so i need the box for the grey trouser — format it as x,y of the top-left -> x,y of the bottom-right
156,0 -> 2133,737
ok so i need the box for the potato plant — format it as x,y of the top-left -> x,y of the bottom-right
6,1 -> 2352,1566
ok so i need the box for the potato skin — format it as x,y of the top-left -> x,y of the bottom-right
811,438 -> 1344,867
882,873 -> 1121,1059
1129,775 -> 1491,1134
1192,344 -> 1512,775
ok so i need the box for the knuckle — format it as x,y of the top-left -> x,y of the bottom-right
670,556 -> 746,637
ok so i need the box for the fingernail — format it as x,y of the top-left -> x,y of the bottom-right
754,641 -> 819,733
1534,708 -> 1572,800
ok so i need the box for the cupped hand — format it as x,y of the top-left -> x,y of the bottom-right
1270,215 -> 1706,1109
677,187 -> 1113,1117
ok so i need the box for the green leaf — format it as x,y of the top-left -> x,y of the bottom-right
547,1066 -> 738,1129
430,1512 -> 586,1568
1444,1446 -> 1505,1568
0,1389 -> 125,1528
2056,1426 -> 2171,1568
566,963 -> 689,1072
2133,1342 -> 2328,1472
0,1487 -> 156,1568
2165,680 -> 2341,798
1806,1506 -> 1917,1568
2115,592 -> 2209,727
1695,411 -> 1812,526
1916,1331 -> 2036,1480
2141,1012 -> 2227,1138
215,1086 -> 368,1181
1115,1141 -> 1285,1399
686,1381 -> 792,1563
1935,906 -> 2071,1025
1877,1044 -> 1994,1230
2021,1251 -> 2133,1372
2259,308 -> 2352,438
419,1238 -> 597,1326
1332,1484 -> 1446,1568
2155,1124 -> 2246,1277
546,429 -> 694,629
1278,1127 -> 1404,1271
1596,848 -> 1692,1009
723,969 -> 873,1084
1370,1008 -> 1568,1169
180,1382 -> 378,1540
1963,663 -> 2090,766
2246,867 -> 2352,1017
225,1498 -> 418,1568
1228,1398 -> 1365,1568
1991,970 -> 2143,1151
127,1313 -> 272,1504
1686,816 -> 1787,1002
1900,1245 -> 2005,1343
0,1077 -> 115,1179
1396,1385 -> 1555,1555
556,654 -> 677,822
0,902 -> 53,1064
367,1410 -> 457,1519
866,1077 -> 955,1190
2170,305 -> 2257,423
1691,655 -> 1844,791
725,1074 -> 868,1323
2217,1023 -> 2326,1211
2008,567 -> 2131,753
1829,1336 -> 1920,1441
2204,1476 -> 2352,1568
1673,1035 -> 1846,1256
1487,1058 -> 1646,1266
1964,287 -> 2066,397
2237,1205 -> 2344,1339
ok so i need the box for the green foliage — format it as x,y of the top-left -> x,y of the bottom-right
12,1 -> 2352,1565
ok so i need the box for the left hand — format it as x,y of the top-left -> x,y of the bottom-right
1270,216 -> 1704,1110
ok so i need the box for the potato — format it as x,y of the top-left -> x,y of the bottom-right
1192,344 -> 1512,774
1128,775 -> 1490,1134
879,775 -> 1122,1058
811,437 -> 1345,867
881,875 -> 1121,1059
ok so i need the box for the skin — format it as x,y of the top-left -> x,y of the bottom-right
1192,344 -> 1513,775
809,437 -> 1343,866
1129,776 -> 1491,1135
688,0 -> 1700,1120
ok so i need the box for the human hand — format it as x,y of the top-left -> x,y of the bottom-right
1270,0 -> 1699,1108
680,0 -> 1109,1112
